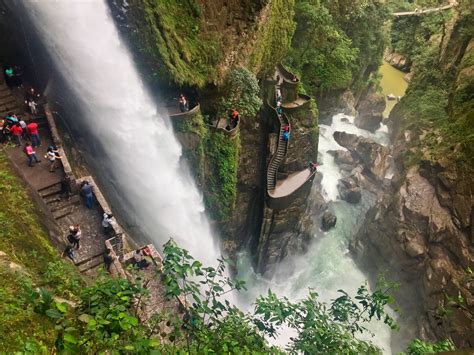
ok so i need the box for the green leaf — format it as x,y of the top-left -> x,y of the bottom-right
63,333 -> 77,344
45,308 -> 62,319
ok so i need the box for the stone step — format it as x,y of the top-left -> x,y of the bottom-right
77,253 -> 105,273
52,205 -> 76,220
49,195 -> 81,212
0,90 -> 11,100
39,182 -> 62,198
0,95 -> 16,106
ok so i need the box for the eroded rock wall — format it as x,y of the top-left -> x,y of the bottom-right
352,7 -> 473,346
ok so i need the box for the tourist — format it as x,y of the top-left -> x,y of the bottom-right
62,245 -> 76,262
11,65 -> 23,87
102,212 -> 114,236
276,88 -> 282,102
60,176 -> 72,200
309,161 -> 319,173
27,120 -> 41,147
46,145 -> 60,172
10,123 -> 23,147
19,119 -> 28,140
80,180 -> 94,209
282,124 -> 290,132
133,249 -> 150,269
178,94 -> 189,112
4,66 -> 14,88
28,100 -> 38,115
0,118 -> 6,144
228,109 -> 239,129
24,143 -> 40,167
5,112 -> 19,125
68,225 -> 82,249
276,104 -> 283,115
283,130 -> 290,141
291,74 -> 298,82
1,121 -> 11,144
25,87 -> 40,101
103,249 -> 115,273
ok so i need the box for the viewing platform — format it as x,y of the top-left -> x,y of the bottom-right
166,100 -> 201,121
265,64 -> 316,211
210,116 -> 240,139
276,64 -> 311,110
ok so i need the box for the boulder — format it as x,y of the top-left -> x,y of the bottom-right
355,113 -> 383,132
321,211 -> 337,230
333,131 -> 390,181
338,90 -> 357,116
337,176 -> 361,204
355,90 -> 386,132
328,150 -> 355,166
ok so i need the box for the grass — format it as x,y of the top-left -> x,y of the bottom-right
0,153 -> 83,351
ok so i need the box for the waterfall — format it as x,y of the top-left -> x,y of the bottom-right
24,1 -> 221,265
236,114 -> 395,352
24,1 -> 399,352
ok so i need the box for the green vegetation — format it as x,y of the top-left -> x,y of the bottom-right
404,338 -> 455,354
159,240 -> 399,353
391,5 -> 473,166
249,0 -> 296,77
0,154 -> 83,351
172,112 -> 207,184
390,10 -> 453,61
132,0 -> 219,87
220,67 -> 262,118
285,0 -> 388,94
203,132 -> 240,222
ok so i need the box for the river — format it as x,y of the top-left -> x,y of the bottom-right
379,60 -> 409,117
23,0 -> 409,352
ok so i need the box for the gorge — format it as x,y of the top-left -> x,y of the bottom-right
0,0 -> 472,353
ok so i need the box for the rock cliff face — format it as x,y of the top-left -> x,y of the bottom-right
352,7 -> 473,347
255,99 -> 319,274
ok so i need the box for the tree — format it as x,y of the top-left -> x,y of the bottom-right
221,67 -> 262,118
28,241 -> 456,353
285,0 -> 358,93
160,240 -> 398,353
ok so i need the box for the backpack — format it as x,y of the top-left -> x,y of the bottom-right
67,233 -> 77,244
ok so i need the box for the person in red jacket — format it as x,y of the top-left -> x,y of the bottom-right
27,121 -> 41,147
10,123 -> 23,146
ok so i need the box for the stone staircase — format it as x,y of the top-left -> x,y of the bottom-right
267,84 -> 290,191
0,83 -> 20,116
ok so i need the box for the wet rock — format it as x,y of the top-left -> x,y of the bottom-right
333,131 -> 390,181
321,211 -> 337,231
384,51 -> 411,72
338,90 -> 357,116
328,150 -> 355,166
355,90 -> 386,132
337,176 -> 361,204
174,132 -> 201,150
355,113 -> 383,132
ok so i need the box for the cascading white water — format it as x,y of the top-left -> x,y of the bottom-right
24,1 -> 221,265
25,1 -> 400,351
236,114 -> 395,352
